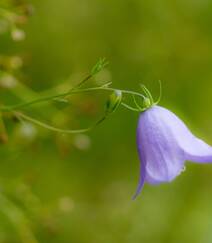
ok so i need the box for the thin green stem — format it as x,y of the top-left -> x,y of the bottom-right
121,102 -> 140,112
155,80 -> 162,104
71,74 -> 92,89
1,84 -> 146,112
132,95 -> 143,110
15,112 -> 107,134
140,84 -> 154,104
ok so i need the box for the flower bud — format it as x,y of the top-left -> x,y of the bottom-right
91,58 -> 108,76
143,97 -> 151,108
105,90 -> 122,114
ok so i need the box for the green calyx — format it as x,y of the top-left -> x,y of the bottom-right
139,80 -> 162,111
122,80 -> 162,113
143,97 -> 151,108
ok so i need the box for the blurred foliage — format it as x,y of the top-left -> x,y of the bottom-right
0,0 -> 212,243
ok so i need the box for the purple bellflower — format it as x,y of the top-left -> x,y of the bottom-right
133,84 -> 212,199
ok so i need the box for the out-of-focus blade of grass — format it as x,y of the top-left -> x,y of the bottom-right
8,80 -> 58,114
0,112 -> 8,143
0,192 -> 38,243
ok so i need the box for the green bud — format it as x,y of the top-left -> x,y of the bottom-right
91,58 -> 109,76
106,90 -> 122,114
143,97 -> 151,108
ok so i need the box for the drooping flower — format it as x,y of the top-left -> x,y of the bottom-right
133,85 -> 212,199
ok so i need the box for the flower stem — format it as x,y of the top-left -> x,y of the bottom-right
15,112 -> 107,134
121,102 -> 141,112
0,84 -> 146,112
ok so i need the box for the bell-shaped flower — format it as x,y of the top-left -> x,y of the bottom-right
133,85 -> 212,198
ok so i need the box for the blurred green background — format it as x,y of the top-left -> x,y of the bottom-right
0,0 -> 212,242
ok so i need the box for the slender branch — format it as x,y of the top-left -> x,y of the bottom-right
132,95 -> 143,110
71,74 -> 92,89
121,102 -> 140,112
155,80 -> 162,104
1,84 -> 146,112
140,84 -> 154,104
15,112 -> 107,134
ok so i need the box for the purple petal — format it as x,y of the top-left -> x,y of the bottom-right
136,106 -> 185,184
132,139 -> 146,199
184,138 -> 212,162
135,105 -> 212,197
154,106 -> 212,163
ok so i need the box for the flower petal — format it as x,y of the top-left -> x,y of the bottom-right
133,139 -> 146,199
184,137 -> 212,163
135,105 -> 212,197
154,106 -> 212,163
136,106 -> 185,187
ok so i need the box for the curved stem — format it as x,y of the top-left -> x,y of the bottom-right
72,74 -> 92,89
15,112 -> 107,134
140,84 -> 154,104
155,80 -> 162,104
132,95 -> 143,110
1,84 -> 146,112
121,102 -> 140,112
